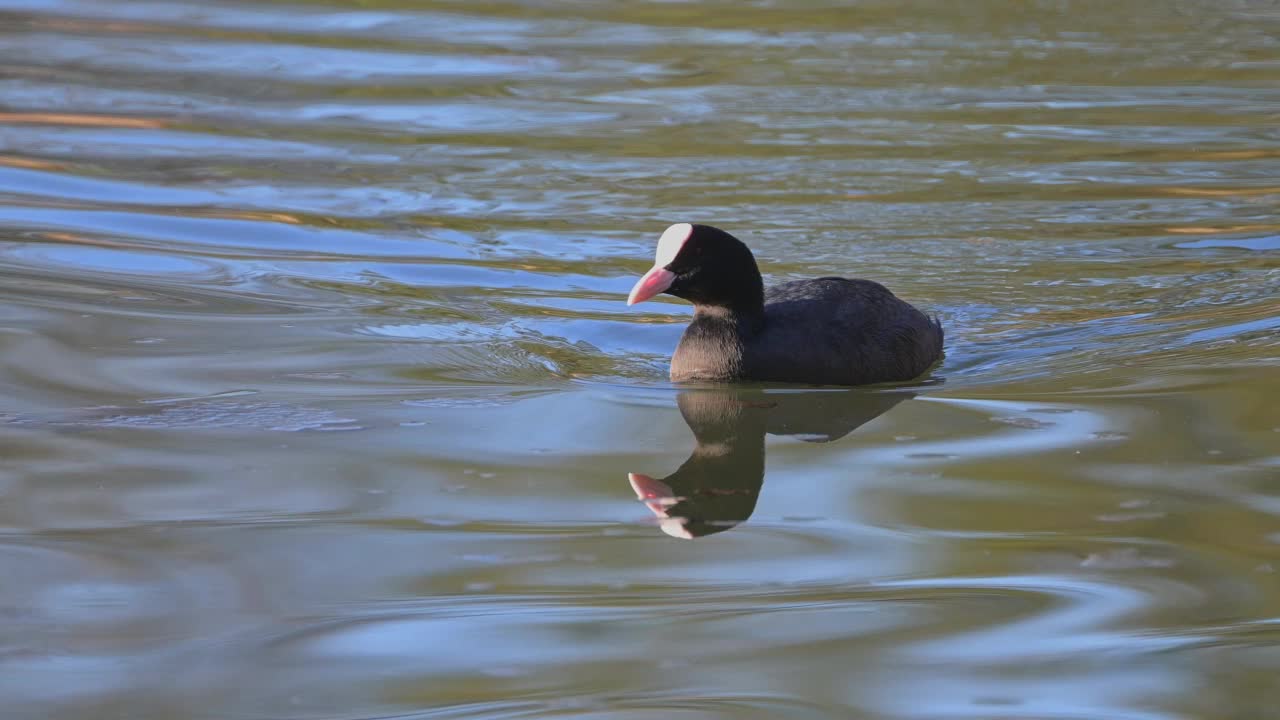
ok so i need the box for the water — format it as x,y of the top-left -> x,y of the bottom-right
1,1 -> 1278,717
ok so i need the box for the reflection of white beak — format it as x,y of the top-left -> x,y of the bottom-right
628,473 -> 694,539
627,472 -> 680,517
658,517 -> 695,540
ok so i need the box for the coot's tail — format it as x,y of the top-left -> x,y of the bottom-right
930,315 -> 945,354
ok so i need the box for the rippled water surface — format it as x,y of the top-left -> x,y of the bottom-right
2,1 -> 1279,718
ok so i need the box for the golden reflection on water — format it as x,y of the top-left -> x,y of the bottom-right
0,112 -> 167,128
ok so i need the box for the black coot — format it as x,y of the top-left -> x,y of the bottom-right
627,223 -> 943,386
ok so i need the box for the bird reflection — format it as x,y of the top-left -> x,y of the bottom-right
630,387 -> 911,539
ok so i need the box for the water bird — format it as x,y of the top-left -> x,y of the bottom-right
627,223 -> 943,385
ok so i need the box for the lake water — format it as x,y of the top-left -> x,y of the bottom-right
1,1 -> 1279,718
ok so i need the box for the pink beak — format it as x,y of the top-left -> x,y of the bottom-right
626,267 -> 675,306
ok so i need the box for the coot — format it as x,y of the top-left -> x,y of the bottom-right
627,223 -> 943,386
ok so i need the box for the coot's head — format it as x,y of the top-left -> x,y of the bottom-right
626,223 -> 764,313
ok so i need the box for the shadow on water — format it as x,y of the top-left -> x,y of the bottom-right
630,387 -> 912,538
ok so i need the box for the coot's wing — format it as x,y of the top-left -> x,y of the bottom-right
752,278 -> 942,385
